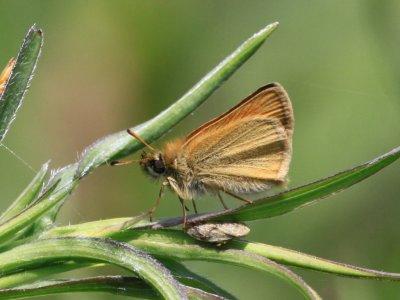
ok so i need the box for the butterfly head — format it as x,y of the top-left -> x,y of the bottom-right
140,151 -> 166,178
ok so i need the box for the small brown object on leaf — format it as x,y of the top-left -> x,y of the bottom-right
185,222 -> 250,244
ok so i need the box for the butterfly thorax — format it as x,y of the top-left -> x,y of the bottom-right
163,139 -> 207,199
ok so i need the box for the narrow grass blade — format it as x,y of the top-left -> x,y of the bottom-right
0,262 -> 98,289
0,25 -> 43,142
216,250 -> 321,300
40,216 -> 143,238
162,258 -> 237,300
77,22 -> 279,178
0,237 -> 187,300
0,260 -> 230,300
147,146 -> 400,228
0,162 -> 48,223
126,230 -> 400,282
161,244 -> 321,299
0,276 -> 226,300
0,216 -> 142,253
0,277 -> 156,299
230,239 -> 400,281
0,164 -> 77,244
216,146 -> 400,221
186,286 -> 226,300
28,164 -> 79,233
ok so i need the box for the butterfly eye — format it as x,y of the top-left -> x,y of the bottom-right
151,158 -> 166,174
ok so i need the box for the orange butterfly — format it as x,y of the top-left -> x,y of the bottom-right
114,83 -> 293,225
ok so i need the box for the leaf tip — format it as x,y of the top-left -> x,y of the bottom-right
27,23 -> 43,38
256,21 -> 279,39
42,160 -> 51,171
271,21 -> 280,27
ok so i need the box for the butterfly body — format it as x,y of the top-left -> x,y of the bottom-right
140,145 -> 208,201
138,82 -> 294,206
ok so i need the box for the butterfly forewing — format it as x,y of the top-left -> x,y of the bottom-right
181,83 -> 293,194
185,82 -> 293,143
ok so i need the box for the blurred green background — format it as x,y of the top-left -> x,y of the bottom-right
1,0 -> 400,299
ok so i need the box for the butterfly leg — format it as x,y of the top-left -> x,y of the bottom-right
192,199 -> 198,214
223,190 -> 253,204
217,192 -> 229,209
166,176 -> 190,226
179,197 -> 187,228
148,181 -> 168,222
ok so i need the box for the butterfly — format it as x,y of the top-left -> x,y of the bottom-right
113,82 -> 294,225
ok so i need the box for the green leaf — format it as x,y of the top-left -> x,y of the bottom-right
219,250 -> 321,300
0,164 -> 77,244
12,220 -> 319,298
40,216 -> 143,238
0,216 -> 142,253
229,239 -> 400,281
0,259 -> 231,299
0,276 -> 226,300
4,225 -> 400,297
0,24 -> 43,142
0,237 -> 187,299
0,277 -> 157,299
101,230 -> 320,299
147,146 -> 400,227
76,22 -> 279,178
0,162 -> 48,223
28,164 -> 79,233
186,286 -> 227,300
162,258 -> 237,300
122,229 -> 400,282
216,146 -> 400,222
0,262 -> 98,289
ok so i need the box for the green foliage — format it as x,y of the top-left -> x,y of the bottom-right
0,23 -> 399,300
0,237 -> 186,299
0,25 -> 42,142
0,276 -> 225,300
0,162 -> 48,223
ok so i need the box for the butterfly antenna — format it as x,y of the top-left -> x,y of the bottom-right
126,129 -> 157,152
